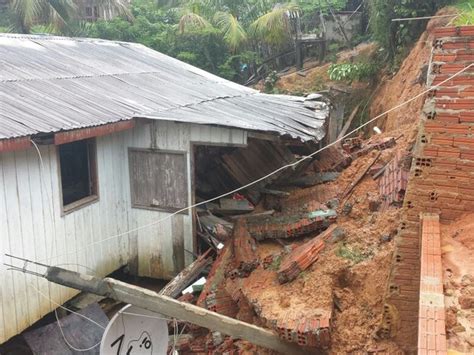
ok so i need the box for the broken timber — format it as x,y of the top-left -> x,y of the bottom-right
342,151 -> 382,199
159,249 -> 214,298
17,263 -> 304,355
337,104 -> 360,141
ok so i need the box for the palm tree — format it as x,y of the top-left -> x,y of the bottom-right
214,11 -> 247,52
250,2 -> 300,46
8,0 -> 76,33
177,0 -> 299,51
6,0 -> 131,33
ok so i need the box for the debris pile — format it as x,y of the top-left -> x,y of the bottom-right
165,19 -> 473,354
174,123 -> 413,353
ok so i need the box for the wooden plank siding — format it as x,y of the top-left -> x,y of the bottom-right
0,120 -> 247,344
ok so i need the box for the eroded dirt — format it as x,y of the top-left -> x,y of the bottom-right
442,214 -> 474,352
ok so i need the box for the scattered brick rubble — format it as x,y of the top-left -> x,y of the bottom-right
247,209 -> 337,240
379,151 -> 411,210
278,225 -> 337,284
175,22 -> 474,355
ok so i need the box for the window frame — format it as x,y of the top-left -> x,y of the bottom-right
85,6 -> 93,17
128,148 -> 189,215
57,138 -> 99,215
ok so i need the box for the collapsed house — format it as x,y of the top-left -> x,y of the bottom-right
0,33 -> 329,344
3,20 -> 473,354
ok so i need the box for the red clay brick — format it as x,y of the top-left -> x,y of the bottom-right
434,25 -> 474,38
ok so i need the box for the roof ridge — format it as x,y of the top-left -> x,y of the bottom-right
0,70 -> 165,83
0,33 -> 136,46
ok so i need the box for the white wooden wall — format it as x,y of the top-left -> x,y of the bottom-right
0,121 -> 247,344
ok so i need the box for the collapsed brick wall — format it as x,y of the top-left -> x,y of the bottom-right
380,25 -> 474,351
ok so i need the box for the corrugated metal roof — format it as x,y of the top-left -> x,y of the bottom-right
0,34 -> 329,142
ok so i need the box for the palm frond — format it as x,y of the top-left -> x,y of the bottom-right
214,12 -> 247,51
11,0 -> 44,32
179,12 -> 212,33
95,0 -> 134,20
250,2 -> 299,45
45,0 -> 76,32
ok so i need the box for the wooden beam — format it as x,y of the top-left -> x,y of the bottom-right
54,120 -> 135,145
342,151 -> 382,199
0,136 -> 32,153
43,266 -> 305,355
337,104 -> 360,141
159,249 -> 214,298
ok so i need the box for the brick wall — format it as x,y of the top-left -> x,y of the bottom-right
418,214 -> 447,354
380,25 -> 474,351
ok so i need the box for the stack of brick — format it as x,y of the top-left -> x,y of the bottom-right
247,209 -> 337,240
418,214 -> 447,353
205,287 -> 239,317
379,151 -> 410,209
277,225 -> 336,284
380,25 -> 474,351
227,219 -> 259,279
196,242 -> 233,308
275,311 -> 332,348
278,239 -> 324,283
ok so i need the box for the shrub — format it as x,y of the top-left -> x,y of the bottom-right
336,244 -> 371,264
328,62 -> 378,82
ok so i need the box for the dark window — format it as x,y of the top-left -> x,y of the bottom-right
85,6 -> 93,17
129,149 -> 188,212
58,139 -> 98,211
93,6 -> 99,18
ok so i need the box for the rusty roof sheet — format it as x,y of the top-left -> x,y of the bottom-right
0,34 -> 329,142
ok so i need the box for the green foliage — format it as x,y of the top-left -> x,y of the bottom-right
250,3 -> 300,47
214,11 -> 247,51
218,51 -> 260,81
267,255 -> 282,270
336,244 -> 371,264
298,0 -> 348,14
454,2 -> 474,25
328,62 -> 378,82
264,70 -> 280,93
368,0 -> 452,61
3,0 -> 131,33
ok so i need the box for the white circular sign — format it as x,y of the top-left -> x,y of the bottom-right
100,304 -> 168,355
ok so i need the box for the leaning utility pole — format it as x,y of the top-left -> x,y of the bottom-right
5,255 -> 304,355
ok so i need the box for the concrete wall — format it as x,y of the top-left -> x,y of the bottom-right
324,12 -> 362,42
0,120 -> 247,343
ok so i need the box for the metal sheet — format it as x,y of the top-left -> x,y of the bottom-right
0,34 -> 329,142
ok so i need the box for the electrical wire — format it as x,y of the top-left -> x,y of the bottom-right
25,143 -> 105,352
35,62 -> 474,265
391,14 -> 461,22
10,60 -> 474,353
